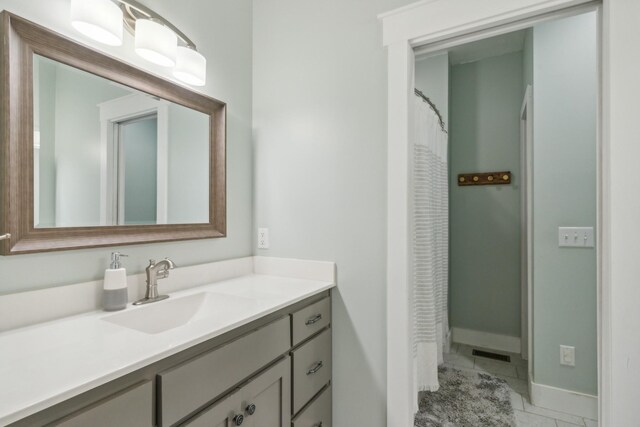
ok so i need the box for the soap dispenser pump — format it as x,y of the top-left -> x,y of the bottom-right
103,252 -> 129,311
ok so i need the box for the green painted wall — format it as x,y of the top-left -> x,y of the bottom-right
415,53 -> 449,125
532,12 -> 598,395
449,52 -> 523,337
523,28 -> 533,91
122,117 -> 158,225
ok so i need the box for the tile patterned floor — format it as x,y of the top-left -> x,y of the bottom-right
444,344 -> 599,427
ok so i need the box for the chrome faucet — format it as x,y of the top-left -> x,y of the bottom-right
133,258 -> 176,305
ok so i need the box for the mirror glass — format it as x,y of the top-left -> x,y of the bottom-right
33,54 -> 210,228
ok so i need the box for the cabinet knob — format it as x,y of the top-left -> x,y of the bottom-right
233,414 -> 244,426
246,403 -> 256,415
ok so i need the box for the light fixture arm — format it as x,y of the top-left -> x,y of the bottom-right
114,0 -> 197,50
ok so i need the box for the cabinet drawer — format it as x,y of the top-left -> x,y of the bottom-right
292,297 -> 330,346
292,328 -> 332,414
158,316 -> 290,426
292,386 -> 332,427
55,381 -> 152,427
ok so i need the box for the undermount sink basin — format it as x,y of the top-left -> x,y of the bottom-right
102,292 -> 259,334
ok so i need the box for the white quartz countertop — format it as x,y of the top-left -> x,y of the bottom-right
0,274 -> 334,425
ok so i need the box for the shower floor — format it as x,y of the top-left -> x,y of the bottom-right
431,343 -> 598,427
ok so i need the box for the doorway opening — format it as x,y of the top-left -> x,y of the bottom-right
112,114 -> 159,225
411,10 -> 598,426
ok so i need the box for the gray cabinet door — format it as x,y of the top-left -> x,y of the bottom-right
181,389 -> 243,427
241,357 -> 291,427
158,317 -> 290,426
54,381 -> 152,427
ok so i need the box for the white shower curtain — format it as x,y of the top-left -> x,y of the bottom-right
412,93 -> 449,410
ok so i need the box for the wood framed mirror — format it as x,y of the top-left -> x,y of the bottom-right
0,12 -> 226,255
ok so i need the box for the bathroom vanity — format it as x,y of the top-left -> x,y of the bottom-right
0,261 -> 335,427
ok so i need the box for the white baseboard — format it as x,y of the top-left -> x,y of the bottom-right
452,327 -> 521,354
530,381 -> 598,420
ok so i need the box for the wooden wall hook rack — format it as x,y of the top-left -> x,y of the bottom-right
458,171 -> 511,186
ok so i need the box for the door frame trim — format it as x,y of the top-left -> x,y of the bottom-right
520,85 -> 533,372
98,94 -> 169,226
380,1 -> 606,426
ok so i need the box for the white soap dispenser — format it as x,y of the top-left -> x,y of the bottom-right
103,252 -> 129,311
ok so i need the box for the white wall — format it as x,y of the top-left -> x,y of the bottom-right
253,0 -> 415,425
0,0 -> 253,294
51,61 -> 129,227
34,58 -> 57,228
167,104 -> 210,224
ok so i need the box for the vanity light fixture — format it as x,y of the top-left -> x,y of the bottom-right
69,0 -> 207,86
134,19 -> 177,67
173,46 -> 207,86
70,0 -> 124,46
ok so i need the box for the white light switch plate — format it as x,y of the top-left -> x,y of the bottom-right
558,227 -> 594,248
258,228 -> 269,249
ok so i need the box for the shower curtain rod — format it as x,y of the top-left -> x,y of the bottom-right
414,88 -> 447,133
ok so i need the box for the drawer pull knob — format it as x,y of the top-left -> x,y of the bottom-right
233,414 -> 244,426
305,314 -> 322,326
246,403 -> 256,415
307,361 -> 324,375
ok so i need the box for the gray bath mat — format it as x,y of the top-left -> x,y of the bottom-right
414,365 -> 516,427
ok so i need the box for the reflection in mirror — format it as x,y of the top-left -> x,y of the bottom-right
33,54 -> 210,228
118,114 -> 158,225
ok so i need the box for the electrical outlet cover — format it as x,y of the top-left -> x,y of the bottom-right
258,228 -> 269,249
560,345 -> 575,367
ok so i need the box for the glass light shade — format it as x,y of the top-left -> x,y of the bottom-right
135,20 -> 177,67
70,0 -> 123,46
173,47 -> 207,86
